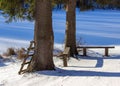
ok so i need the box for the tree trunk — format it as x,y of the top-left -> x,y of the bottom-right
65,0 -> 78,57
28,0 -> 55,71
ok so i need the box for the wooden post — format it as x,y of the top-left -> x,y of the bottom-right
83,48 -> 87,56
63,47 -> 70,67
63,55 -> 68,67
105,48 -> 108,56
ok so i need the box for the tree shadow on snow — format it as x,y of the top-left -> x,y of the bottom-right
103,55 -> 120,59
37,68 -> 120,77
0,58 -> 7,67
36,52 -> 120,77
78,56 -> 104,68
37,54 -> 120,77
0,61 -> 6,67
75,53 -> 120,68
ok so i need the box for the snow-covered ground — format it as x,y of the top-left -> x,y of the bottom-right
0,10 -> 120,86
0,46 -> 120,86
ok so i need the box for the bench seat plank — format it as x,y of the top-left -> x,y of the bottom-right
63,47 -> 70,55
77,45 -> 114,48
77,45 -> 114,56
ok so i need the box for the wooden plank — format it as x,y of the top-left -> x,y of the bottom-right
77,45 -> 114,56
19,69 -> 28,74
63,47 -> 70,55
63,47 -> 70,67
18,40 -> 35,75
28,47 -> 35,50
77,46 -> 114,48
22,62 -> 30,65
30,41 -> 35,43
63,55 -> 68,67
28,54 -> 34,57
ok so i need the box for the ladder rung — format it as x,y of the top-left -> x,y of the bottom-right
28,54 -> 34,56
28,47 -> 35,50
18,40 -> 35,75
22,62 -> 30,65
30,41 -> 35,43
18,69 -> 27,74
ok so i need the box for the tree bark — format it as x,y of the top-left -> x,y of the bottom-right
65,0 -> 78,57
28,0 -> 55,71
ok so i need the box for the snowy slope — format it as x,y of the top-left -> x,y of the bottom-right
0,10 -> 120,46
52,10 -> 120,45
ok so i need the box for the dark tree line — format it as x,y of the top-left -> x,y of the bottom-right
76,0 -> 120,10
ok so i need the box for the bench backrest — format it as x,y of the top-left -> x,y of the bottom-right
63,47 -> 70,55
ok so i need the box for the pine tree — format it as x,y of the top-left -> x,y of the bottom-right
65,0 -> 78,57
28,0 -> 55,71
0,0 -> 55,71
0,0 -> 34,22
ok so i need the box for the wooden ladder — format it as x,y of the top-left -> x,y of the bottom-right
18,41 -> 35,74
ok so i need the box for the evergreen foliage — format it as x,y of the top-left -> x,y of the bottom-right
0,0 -> 66,22
0,0 -> 120,22
0,0 -> 34,23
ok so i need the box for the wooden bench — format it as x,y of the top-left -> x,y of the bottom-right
77,45 -> 115,56
63,47 -> 70,67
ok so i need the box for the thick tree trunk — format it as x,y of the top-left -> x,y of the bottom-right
65,0 -> 78,57
28,0 -> 55,71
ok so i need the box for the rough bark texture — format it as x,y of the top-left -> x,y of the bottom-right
65,0 -> 78,57
28,0 -> 55,71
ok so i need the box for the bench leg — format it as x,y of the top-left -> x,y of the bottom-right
83,48 -> 87,56
105,48 -> 108,56
63,55 -> 67,67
